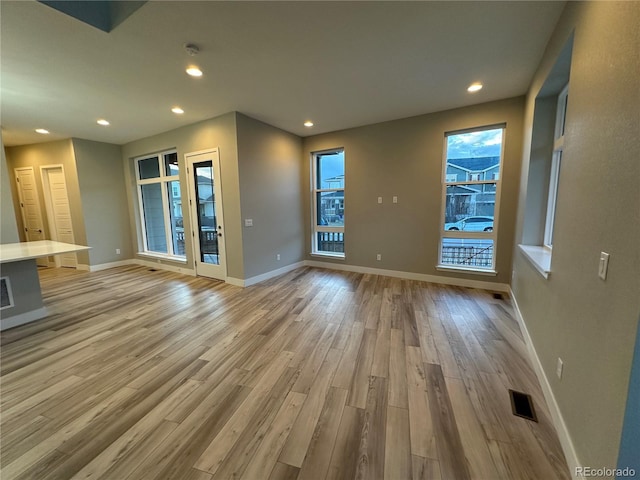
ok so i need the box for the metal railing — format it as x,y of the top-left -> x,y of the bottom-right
441,244 -> 493,267
317,232 -> 344,253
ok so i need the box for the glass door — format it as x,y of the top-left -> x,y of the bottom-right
185,149 -> 226,280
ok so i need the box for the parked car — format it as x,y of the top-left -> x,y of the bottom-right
445,216 -> 494,232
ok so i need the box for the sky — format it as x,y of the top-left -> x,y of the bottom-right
447,128 -> 503,159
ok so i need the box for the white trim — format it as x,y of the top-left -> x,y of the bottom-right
76,264 -> 90,271
509,289 -> 583,480
133,258 -> 195,276
137,251 -> 187,263
0,307 -> 48,331
305,260 -> 509,292
89,260 -> 132,272
518,245 -> 551,279
225,277 -> 245,287
435,265 -> 497,276
243,261 -> 305,287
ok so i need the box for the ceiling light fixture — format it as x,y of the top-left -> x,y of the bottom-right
171,107 -> 185,114
35,128 -> 50,134
304,121 -> 314,127
97,119 -> 110,126
186,66 -> 203,77
467,83 -> 483,93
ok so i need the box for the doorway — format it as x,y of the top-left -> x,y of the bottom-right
185,149 -> 227,281
14,166 -> 47,266
41,165 -> 77,268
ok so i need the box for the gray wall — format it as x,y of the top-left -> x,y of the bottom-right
302,97 -> 525,285
5,139 -> 90,266
236,113 -> 304,279
73,138 -> 133,265
121,112 -> 244,279
513,1 -> 640,468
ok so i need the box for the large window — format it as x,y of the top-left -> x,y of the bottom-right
439,126 -> 505,271
312,149 -> 345,256
135,150 -> 185,258
544,83 -> 568,248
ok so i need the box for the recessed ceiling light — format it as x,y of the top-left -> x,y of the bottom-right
35,128 -> 50,134
467,83 -> 483,93
304,121 -> 314,127
97,119 -> 110,126
186,66 -> 203,77
171,107 -> 185,114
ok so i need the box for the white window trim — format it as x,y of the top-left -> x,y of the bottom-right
438,124 -> 506,272
543,83 -> 568,249
135,150 -> 184,259
311,148 -> 345,258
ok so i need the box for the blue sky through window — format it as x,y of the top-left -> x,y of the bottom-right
447,128 -> 503,159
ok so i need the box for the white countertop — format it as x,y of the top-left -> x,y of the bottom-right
0,240 -> 90,263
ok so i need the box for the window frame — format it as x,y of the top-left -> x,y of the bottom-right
134,150 -> 185,259
543,83 -> 568,249
438,124 -> 506,273
311,148 -> 345,258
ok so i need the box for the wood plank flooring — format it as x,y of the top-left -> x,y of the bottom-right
0,265 -> 571,480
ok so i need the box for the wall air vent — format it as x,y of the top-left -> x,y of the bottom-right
1,277 -> 14,309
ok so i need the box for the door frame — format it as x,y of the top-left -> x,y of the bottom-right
40,164 -> 77,268
185,148 -> 227,281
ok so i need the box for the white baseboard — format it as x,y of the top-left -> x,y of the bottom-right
509,288 -> 582,480
0,307 -> 48,331
225,277 -> 245,287
76,264 -> 90,271
305,260 -> 510,292
88,260 -> 133,272
242,261 -> 306,287
133,258 -> 195,276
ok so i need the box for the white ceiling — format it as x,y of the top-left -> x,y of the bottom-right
1,1 -> 565,147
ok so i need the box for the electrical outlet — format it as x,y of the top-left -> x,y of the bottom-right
556,358 -> 564,379
276,254 -> 280,261
116,248 -> 121,255
376,254 -> 381,261
377,196 -> 383,204
244,219 -> 253,227
393,196 -> 398,203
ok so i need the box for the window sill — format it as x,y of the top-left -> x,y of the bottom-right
518,245 -> 551,279
436,265 -> 497,276
310,252 -> 345,260
138,252 -> 187,264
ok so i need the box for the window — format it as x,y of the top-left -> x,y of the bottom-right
135,150 -> 185,258
544,84 -> 568,248
312,149 -> 345,257
439,126 -> 505,271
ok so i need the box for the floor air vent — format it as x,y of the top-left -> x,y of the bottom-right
509,389 -> 538,422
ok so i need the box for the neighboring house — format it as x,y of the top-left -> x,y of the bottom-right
445,156 -> 499,222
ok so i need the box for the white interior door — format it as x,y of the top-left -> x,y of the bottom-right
14,167 -> 47,267
185,149 -> 227,281
41,166 -> 77,268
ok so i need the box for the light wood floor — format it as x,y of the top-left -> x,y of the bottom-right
0,265 -> 570,480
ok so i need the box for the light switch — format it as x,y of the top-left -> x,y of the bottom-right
377,196 -> 383,204
244,219 -> 253,227
598,252 -> 610,280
